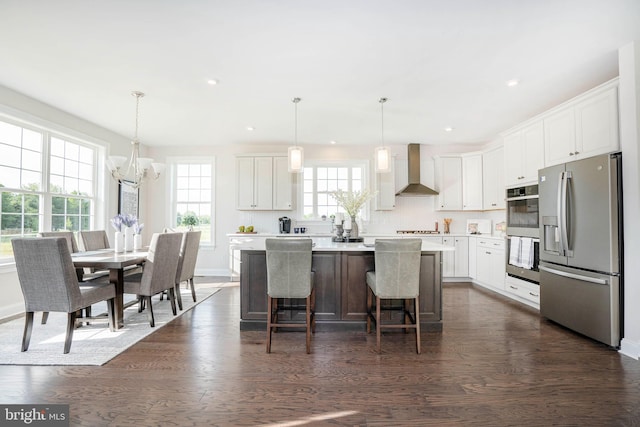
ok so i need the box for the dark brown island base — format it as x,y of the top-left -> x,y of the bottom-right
240,247 -> 443,331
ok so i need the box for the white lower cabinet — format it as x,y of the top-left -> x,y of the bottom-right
468,236 -> 477,278
475,237 -> 505,290
505,275 -> 540,306
442,236 -> 469,278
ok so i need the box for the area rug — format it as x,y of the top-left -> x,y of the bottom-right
0,283 -> 223,366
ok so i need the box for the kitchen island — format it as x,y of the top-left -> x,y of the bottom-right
240,240 -> 453,331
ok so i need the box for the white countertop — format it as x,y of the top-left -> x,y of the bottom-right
311,241 -> 454,252
227,232 -> 504,240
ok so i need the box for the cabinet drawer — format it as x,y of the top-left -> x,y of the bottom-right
505,277 -> 540,304
477,238 -> 505,251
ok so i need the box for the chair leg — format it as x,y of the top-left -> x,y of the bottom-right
404,299 -> 410,333
107,298 -> 116,332
306,295 -> 311,354
168,288 -> 177,316
415,297 -> 421,354
175,282 -> 184,311
189,278 -> 197,302
64,311 -> 77,354
366,287 -> 372,334
376,296 -> 382,353
85,306 -> 92,326
41,312 -> 49,325
146,296 -> 155,327
311,287 -> 316,334
22,312 -> 34,352
266,296 -> 273,353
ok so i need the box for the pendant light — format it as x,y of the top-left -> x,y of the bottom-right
375,97 -> 391,173
106,91 -> 165,188
288,97 -> 304,173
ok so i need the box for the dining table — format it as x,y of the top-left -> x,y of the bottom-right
71,249 -> 148,329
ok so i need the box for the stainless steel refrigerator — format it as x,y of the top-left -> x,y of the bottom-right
538,152 -> 623,347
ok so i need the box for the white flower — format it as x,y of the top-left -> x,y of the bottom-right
330,189 -> 375,217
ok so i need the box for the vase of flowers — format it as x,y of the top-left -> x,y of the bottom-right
110,215 -> 124,253
133,222 -> 144,250
111,214 -> 138,251
330,189 -> 374,239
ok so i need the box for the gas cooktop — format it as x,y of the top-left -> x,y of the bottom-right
396,230 -> 441,234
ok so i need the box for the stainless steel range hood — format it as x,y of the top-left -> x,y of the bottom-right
395,143 -> 439,196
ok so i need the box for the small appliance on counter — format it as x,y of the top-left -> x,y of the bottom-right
279,217 -> 291,234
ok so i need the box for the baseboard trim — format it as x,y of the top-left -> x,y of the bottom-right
619,338 -> 640,360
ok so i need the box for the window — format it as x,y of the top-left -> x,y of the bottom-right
0,118 -> 98,259
171,159 -> 214,244
301,162 -> 367,219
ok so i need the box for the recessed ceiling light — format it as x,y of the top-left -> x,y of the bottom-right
444,127 -> 454,132
207,79 -> 218,85
506,79 -> 519,87
246,126 -> 255,131
330,140 -> 337,145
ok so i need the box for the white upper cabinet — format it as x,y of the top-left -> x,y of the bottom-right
435,156 -> 463,211
236,155 -> 292,210
374,156 -> 396,210
544,81 -> 619,166
272,156 -> 293,210
503,121 -> 544,187
482,146 -> 505,210
462,153 -> 483,210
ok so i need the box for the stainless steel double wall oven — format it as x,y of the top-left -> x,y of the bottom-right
506,184 -> 540,284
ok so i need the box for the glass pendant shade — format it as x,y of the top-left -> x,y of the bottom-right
288,146 -> 304,173
375,146 -> 391,173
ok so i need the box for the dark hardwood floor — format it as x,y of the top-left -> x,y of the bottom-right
1,279 -> 639,426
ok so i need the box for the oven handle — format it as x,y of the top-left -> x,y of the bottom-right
506,195 -> 539,202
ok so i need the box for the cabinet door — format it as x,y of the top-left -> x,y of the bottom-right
468,237 -> 477,279
544,107 -> 576,166
521,122 -> 545,183
575,87 -> 619,159
462,154 -> 483,210
437,157 -> 463,210
454,237 -> 469,277
490,249 -> 506,290
253,157 -> 273,209
236,157 -> 256,209
483,146 -> 504,210
441,237 -> 455,277
476,247 -> 491,284
503,132 -> 524,186
375,156 -> 396,210
272,156 -> 292,210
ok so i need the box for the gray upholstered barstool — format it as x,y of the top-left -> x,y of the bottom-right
366,238 -> 422,354
265,238 -> 315,354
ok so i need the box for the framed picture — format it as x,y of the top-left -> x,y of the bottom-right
118,181 -> 139,217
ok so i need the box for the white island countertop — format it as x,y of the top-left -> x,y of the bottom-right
311,241 -> 454,252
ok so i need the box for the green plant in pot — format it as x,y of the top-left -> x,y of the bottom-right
181,212 -> 199,231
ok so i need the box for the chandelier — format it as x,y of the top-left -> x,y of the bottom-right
107,91 -> 164,189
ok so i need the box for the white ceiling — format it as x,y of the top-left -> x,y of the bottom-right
1,0 -> 639,148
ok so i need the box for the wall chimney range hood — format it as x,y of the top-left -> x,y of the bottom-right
395,143 -> 439,196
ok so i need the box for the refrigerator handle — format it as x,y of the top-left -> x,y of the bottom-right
539,265 -> 608,285
556,171 -> 566,256
558,171 -> 573,256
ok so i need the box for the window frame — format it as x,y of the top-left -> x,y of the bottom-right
166,156 -> 216,247
0,112 -> 106,266
297,159 -> 370,222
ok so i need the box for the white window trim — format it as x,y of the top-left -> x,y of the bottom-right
166,156 -> 216,248
296,159 -> 370,221
0,112 -> 106,266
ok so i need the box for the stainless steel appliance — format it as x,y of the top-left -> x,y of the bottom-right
506,184 -> 539,238
506,236 -> 540,284
278,217 -> 291,234
538,153 -> 623,347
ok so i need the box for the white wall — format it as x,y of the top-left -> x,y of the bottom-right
145,142 -> 504,276
0,85 -> 132,319
619,42 -> 640,359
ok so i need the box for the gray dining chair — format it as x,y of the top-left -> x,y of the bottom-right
366,238 -> 422,354
265,238 -> 315,354
174,231 -> 201,310
123,232 -> 183,327
79,230 -> 110,251
12,237 -> 116,354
